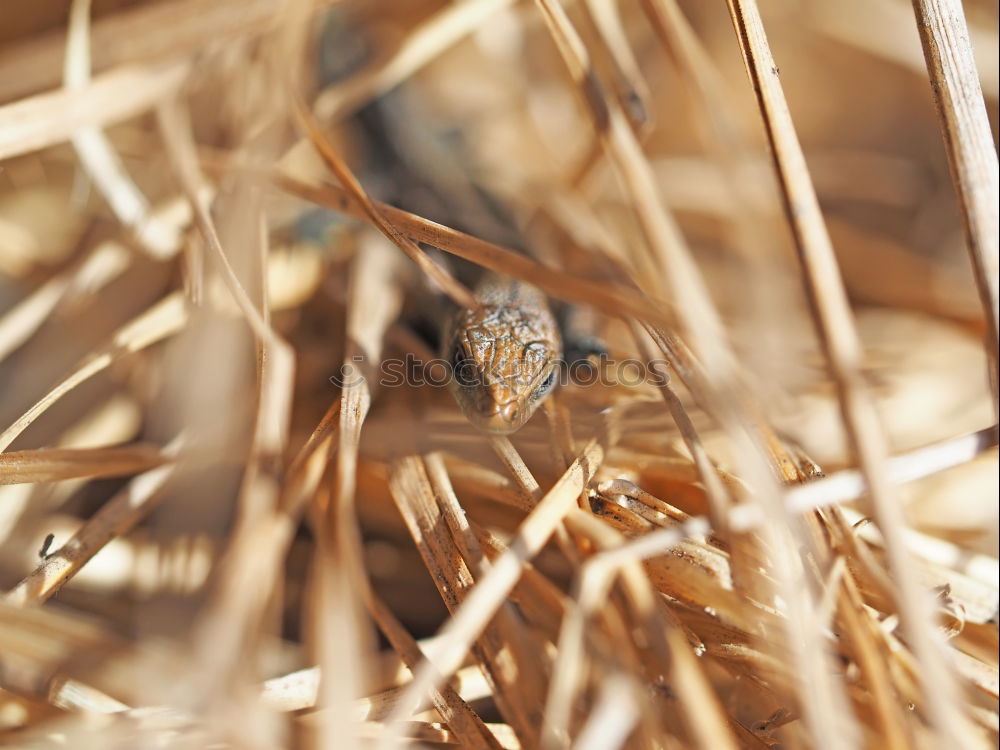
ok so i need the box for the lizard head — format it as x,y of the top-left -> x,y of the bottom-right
444,290 -> 561,434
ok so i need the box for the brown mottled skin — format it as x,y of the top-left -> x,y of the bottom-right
443,275 -> 561,434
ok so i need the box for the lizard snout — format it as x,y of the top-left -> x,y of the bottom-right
494,399 -> 521,425
466,397 -> 531,435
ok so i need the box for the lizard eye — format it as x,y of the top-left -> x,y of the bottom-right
532,366 -> 557,401
452,346 -> 480,388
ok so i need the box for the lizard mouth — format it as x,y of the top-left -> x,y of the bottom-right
469,414 -> 528,435
459,396 -> 533,435
485,399 -> 526,434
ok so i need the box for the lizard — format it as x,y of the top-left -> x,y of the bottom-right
318,10 -> 590,435
442,274 -> 561,434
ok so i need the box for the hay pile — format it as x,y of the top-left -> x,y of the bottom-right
0,0 -> 996,747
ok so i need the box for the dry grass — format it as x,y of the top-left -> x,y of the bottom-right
0,1 -> 997,748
